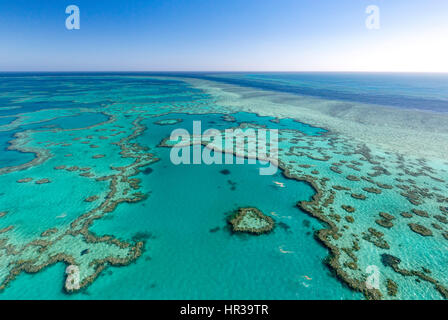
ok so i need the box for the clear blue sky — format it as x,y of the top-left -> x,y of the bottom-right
0,0 -> 447,72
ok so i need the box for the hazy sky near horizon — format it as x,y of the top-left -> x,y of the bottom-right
0,0 -> 447,72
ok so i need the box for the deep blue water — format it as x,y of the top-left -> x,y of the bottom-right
0,75 -> 202,116
197,72 -> 448,112
3,72 -> 447,112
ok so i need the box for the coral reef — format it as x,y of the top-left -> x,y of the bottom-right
229,207 -> 274,235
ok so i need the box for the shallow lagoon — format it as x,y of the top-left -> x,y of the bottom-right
86,148 -> 358,299
0,112 -> 359,299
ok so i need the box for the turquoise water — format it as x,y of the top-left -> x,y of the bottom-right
0,134 -> 35,168
0,73 -> 447,300
0,112 -> 358,299
82,149 -> 356,299
0,112 -> 109,168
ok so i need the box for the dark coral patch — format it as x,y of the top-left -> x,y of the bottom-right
142,167 -> 153,175
345,216 -> 354,223
341,205 -> 356,213
85,196 -> 99,202
376,219 -> 394,229
408,223 -> 433,237
351,193 -> 367,200
386,279 -> 398,296
412,209 -> 429,218
35,178 -> 51,184
434,215 -> 448,224
379,212 -> 395,220
400,212 -> 413,218
381,254 -> 401,268
363,187 -> 382,194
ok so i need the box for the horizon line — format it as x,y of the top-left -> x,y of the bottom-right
1,70 -> 448,74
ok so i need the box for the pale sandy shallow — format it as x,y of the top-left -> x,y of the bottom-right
171,77 -> 448,162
